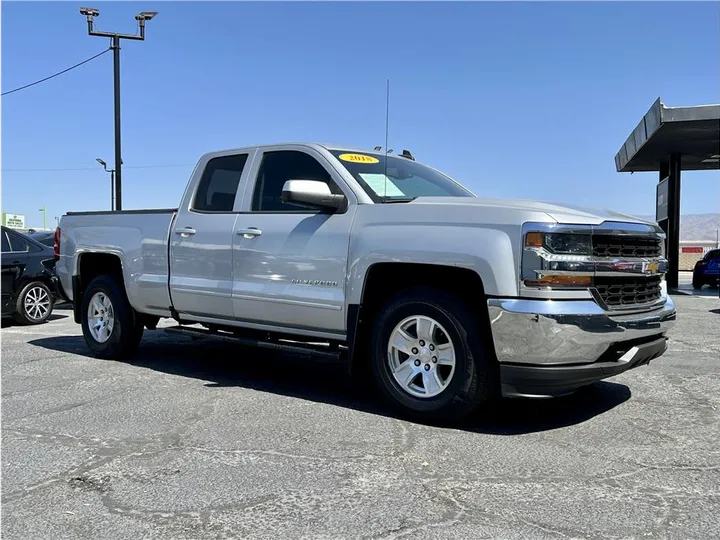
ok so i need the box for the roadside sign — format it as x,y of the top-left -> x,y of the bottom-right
2,213 -> 26,228
656,177 -> 668,222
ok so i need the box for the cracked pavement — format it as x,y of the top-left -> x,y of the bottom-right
2,294 -> 719,539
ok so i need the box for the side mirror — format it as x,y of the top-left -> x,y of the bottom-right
281,180 -> 347,212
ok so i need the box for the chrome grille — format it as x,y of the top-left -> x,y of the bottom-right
594,276 -> 662,308
592,235 -> 662,258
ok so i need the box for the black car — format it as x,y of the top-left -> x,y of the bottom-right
26,229 -> 56,248
1,226 -> 58,324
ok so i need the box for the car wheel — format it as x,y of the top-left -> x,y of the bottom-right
13,281 -> 54,325
81,275 -> 144,359
692,276 -> 703,289
370,286 -> 497,422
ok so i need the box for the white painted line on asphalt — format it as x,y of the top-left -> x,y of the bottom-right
2,328 -> 82,337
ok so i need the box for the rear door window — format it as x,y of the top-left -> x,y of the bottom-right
192,154 -> 249,212
7,232 -> 31,253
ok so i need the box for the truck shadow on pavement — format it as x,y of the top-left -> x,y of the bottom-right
29,331 -> 631,436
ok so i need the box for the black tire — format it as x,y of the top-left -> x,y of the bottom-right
80,275 -> 144,359
692,276 -> 703,289
370,286 -> 497,423
13,281 -> 54,325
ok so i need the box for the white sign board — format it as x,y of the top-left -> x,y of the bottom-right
2,213 -> 26,228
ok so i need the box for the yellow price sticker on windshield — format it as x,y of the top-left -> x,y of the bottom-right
338,153 -> 379,164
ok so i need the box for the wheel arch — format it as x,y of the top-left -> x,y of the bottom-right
73,252 -> 125,324
16,274 -> 56,296
346,262 -> 497,377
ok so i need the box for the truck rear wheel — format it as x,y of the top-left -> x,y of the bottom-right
80,275 -> 144,359
370,286 -> 496,422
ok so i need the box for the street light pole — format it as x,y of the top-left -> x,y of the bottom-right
112,33 -> 122,210
38,207 -> 47,230
96,158 -> 115,210
80,7 -> 158,211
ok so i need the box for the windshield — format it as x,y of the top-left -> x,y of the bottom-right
328,150 -> 474,202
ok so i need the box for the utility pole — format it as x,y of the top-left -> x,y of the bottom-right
96,158 -> 116,210
80,7 -> 158,211
38,207 -> 47,230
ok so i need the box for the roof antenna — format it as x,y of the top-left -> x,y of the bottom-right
384,78 -> 390,198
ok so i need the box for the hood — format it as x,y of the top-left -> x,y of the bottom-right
409,196 -> 657,227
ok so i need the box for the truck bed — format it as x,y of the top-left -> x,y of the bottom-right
57,209 -> 178,318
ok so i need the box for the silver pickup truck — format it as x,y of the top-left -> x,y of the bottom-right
56,143 -> 676,421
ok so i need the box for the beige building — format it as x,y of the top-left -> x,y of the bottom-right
678,241 -> 719,270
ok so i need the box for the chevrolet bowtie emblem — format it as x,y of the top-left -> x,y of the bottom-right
644,261 -> 659,274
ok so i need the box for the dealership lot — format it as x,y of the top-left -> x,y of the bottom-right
2,294 -> 719,539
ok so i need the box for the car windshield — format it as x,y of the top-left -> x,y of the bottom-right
328,150 -> 474,202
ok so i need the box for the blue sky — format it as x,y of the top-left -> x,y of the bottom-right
2,1 -> 719,228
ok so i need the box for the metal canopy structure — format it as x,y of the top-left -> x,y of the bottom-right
616,98 -> 720,172
615,98 -> 720,289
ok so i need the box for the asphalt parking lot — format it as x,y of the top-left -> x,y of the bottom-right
2,293 -> 719,539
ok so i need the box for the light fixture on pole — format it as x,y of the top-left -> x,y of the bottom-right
80,7 -> 158,211
38,207 -> 47,230
96,158 -> 116,210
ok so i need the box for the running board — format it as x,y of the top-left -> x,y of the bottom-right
164,325 -> 345,362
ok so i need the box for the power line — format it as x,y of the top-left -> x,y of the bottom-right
2,164 -> 195,172
1,48 -> 111,97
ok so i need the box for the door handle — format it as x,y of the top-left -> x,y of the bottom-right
175,227 -> 196,237
236,227 -> 262,239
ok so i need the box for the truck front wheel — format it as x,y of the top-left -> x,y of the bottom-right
80,275 -> 144,359
370,287 -> 496,422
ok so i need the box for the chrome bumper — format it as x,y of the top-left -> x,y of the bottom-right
487,295 -> 676,366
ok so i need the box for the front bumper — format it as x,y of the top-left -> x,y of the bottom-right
487,295 -> 676,397
500,336 -> 667,398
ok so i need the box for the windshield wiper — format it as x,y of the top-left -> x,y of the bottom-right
379,197 -> 416,203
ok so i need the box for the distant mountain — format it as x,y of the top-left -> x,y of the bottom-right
634,213 -> 720,242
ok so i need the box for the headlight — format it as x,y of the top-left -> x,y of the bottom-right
522,230 -> 593,288
525,232 -> 592,255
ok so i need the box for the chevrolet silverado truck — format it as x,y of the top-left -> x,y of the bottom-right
55,143 -> 676,421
